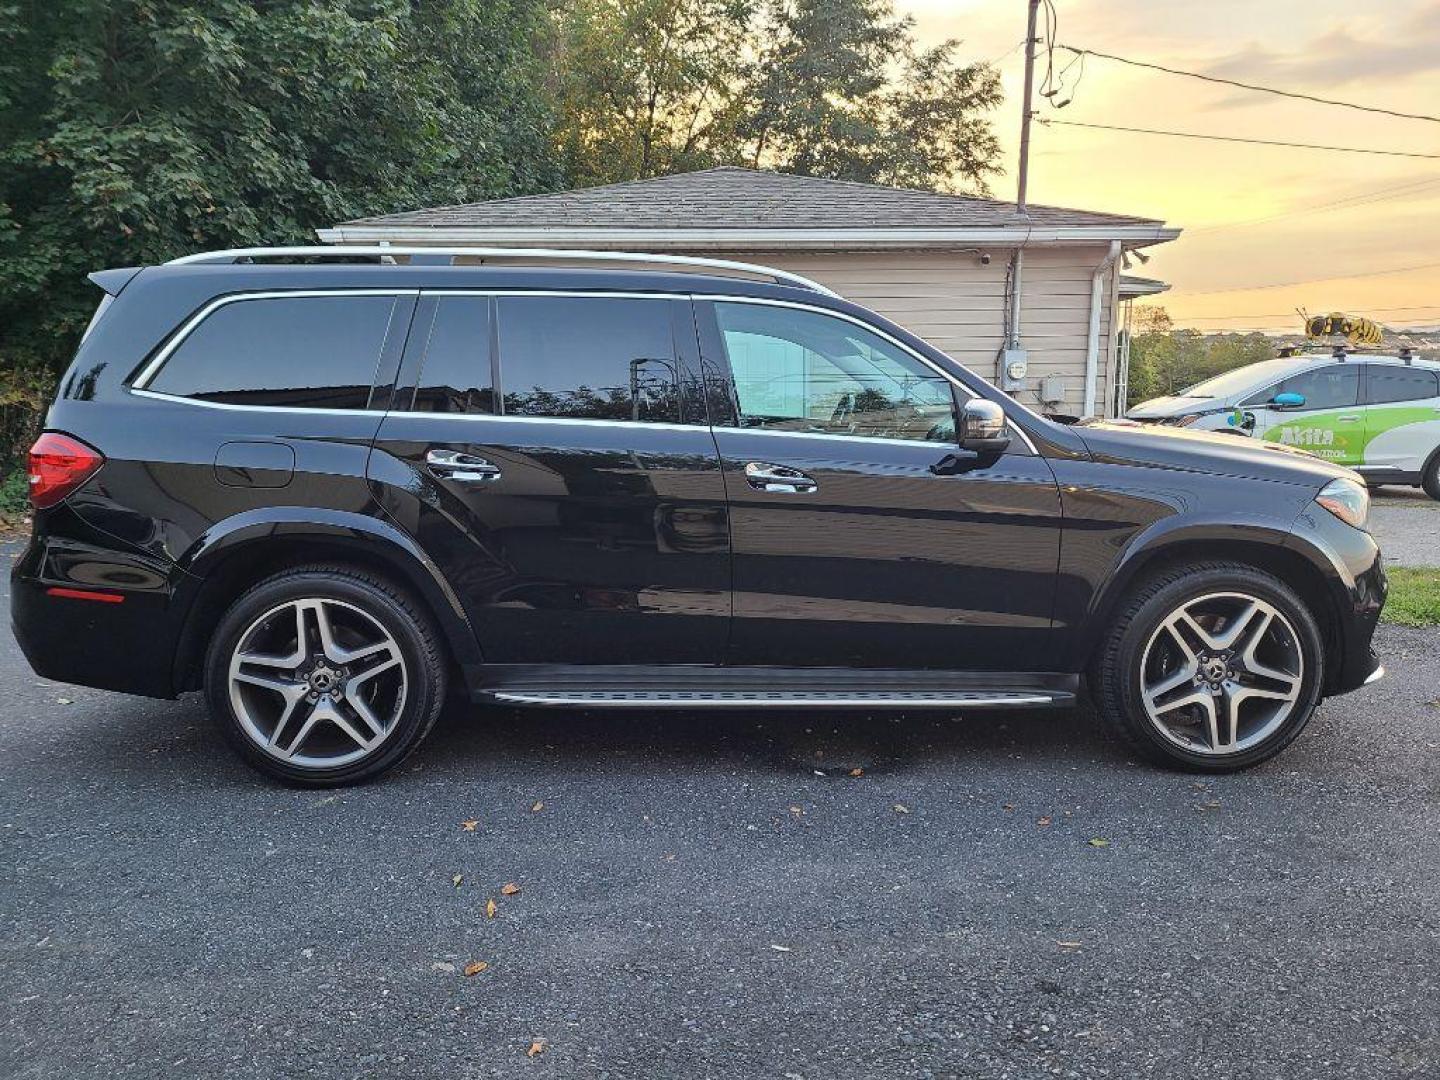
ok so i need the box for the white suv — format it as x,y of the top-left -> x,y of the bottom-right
1127,350 -> 1440,499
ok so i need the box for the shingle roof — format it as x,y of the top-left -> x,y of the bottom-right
336,166 -> 1164,231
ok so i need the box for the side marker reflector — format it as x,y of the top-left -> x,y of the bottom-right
46,587 -> 125,604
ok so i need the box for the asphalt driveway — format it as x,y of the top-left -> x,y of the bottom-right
3,538 -> 1439,1079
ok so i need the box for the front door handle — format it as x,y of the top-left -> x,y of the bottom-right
744,461 -> 818,493
1336,414 -> 1362,423
425,448 -> 502,483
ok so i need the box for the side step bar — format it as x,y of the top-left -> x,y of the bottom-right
474,666 -> 1079,709
487,689 -> 1069,708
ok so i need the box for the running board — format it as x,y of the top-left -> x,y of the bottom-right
487,689 -> 1068,708
474,665 -> 1078,709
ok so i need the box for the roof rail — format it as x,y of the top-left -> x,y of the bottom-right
164,245 -> 840,297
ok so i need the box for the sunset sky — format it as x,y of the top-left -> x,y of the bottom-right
903,0 -> 1440,333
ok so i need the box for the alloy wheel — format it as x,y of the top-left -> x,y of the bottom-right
1138,591 -> 1304,755
227,598 -> 408,769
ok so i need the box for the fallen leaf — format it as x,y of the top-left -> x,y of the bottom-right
485,899 -> 497,919
452,874 -> 463,888
1087,838 -> 1110,847
1002,803 -> 1016,811
848,767 -> 864,777
527,1040 -> 546,1058
460,820 -> 479,832
1037,816 -> 1052,827
788,805 -> 804,816
893,804 -> 910,814
463,961 -> 488,976
500,882 -> 521,896
531,801 -> 544,813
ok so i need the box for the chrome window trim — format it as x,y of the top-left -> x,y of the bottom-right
128,387 -> 392,417
127,285 -> 1037,453
130,288 -> 420,389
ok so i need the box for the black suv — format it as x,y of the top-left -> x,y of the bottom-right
11,248 -> 1386,785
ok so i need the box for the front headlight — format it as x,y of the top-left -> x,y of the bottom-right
1315,477 -> 1370,529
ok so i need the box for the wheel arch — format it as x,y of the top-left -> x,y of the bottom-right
170,509 -> 483,695
1079,524 -> 1348,692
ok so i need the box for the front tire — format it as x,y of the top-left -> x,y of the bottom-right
1423,452 -> 1440,501
204,565 -> 447,786
1094,562 -> 1324,771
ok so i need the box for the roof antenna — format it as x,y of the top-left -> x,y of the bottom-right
1399,345 -> 1414,365
1331,344 -> 1348,361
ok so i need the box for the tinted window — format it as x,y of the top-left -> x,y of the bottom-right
149,295 -> 397,408
714,302 -> 956,442
410,297 -> 496,413
1242,365 -> 1359,410
1365,365 -> 1439,405
497,296 -> 679,422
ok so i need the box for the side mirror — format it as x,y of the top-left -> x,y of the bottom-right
958,398 -> 1011,454
1272,391 -> 1305,409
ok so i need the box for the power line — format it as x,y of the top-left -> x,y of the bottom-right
1057,45 -> 1440,124
1185,260 -> 1440,295
1173,305 -> 1440,322
1038,118 -> 1440,159
1186,177 -> 1440,235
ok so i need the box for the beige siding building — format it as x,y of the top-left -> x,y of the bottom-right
320,168 -> 1179,418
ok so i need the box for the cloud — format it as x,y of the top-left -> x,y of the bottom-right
1205,2 -> 1440,90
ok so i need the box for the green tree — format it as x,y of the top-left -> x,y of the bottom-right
552,0 -> 753,184
0,0 -> 559,380
740,0 -> 1002,193
551,0 -> 1003,192
1126,306 -> 1275,408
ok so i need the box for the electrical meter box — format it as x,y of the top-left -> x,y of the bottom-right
999,347 -> 1029,391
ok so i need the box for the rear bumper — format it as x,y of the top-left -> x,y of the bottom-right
9,525 -> 183,699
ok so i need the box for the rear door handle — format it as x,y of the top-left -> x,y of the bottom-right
744,461 -> 817,493
1336,414 -> 1362,423
425,448 -> 502,483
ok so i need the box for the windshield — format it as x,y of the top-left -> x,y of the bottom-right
1174,358 -> 1300,400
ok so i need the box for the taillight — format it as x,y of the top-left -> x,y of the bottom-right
27,432 -> 104,509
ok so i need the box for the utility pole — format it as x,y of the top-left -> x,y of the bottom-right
1016,0 -> 1041,215
1001,0 -> 1042,391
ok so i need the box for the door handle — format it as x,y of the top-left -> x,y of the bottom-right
425,448 -> 502,483
1336,414 -> 1361,423
744,461 -> 817,493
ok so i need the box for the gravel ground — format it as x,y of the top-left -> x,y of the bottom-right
1371,488 -> 1440,568
3,539 -> 1440,1079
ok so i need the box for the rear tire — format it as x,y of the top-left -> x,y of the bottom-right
204,565 -> 446,786
1093,562 -> 1324,772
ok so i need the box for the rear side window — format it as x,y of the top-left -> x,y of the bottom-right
1241,365 -> 1359,410
410,296 -> 496,413
496,296 -> 680,422
147,294 -> 398,408
1365,365 -> 1439,405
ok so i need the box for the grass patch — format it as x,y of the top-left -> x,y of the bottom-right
1382,567 -> 1440,628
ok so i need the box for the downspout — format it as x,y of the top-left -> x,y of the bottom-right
1083,241 -> 1122,418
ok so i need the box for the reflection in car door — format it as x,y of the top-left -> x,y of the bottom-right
696,299 -> 1063,671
